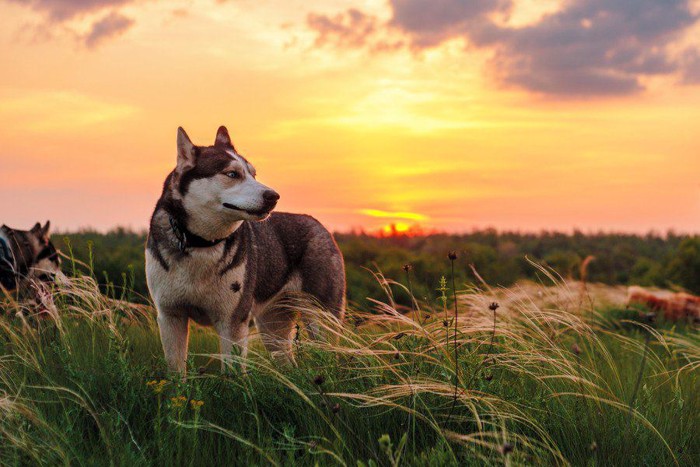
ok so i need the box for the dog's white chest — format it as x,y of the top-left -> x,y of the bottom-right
146,246 -> 247,323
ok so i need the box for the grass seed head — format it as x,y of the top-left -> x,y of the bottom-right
378,434 -> 392,451
571,343 -> 581,355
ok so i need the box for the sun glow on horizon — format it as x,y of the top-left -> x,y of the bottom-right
359,209 -> 428,221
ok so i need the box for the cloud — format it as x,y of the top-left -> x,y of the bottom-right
306,8 -> 404,52
389,0 -> 511,48
681,49 -> 700,84
5,0 -> 136,48
6,0 -> 132,22
307,9 -> 377,49
84,11 -> 134,48
308,0 -> 700,97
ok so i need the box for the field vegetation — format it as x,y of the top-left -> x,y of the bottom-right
0,231 -> 698,465
54,228 -> 700,308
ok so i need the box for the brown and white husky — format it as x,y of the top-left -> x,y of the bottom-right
146,126 -> 346,372
0,221 -> 62,310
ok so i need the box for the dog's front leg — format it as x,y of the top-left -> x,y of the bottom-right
157,312 -> 190,374
216,319 -> 250,373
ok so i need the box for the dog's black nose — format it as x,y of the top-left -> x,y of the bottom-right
263,190 -> 280,202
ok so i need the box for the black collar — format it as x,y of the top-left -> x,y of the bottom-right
169,216 -> 228,253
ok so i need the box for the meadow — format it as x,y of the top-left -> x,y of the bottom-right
0,232 -> 699,466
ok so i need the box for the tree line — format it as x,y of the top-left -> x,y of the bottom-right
54,228 -> 700,309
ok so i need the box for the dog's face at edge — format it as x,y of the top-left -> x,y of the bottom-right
172,126 -> 279,226
1,221 -> 63,285
27,222 -> 62,282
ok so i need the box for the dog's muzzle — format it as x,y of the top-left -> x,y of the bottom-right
261,190 -> 280,212
223,190 -> 280,217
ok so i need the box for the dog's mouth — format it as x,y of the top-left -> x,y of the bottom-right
222,203 -> 271,217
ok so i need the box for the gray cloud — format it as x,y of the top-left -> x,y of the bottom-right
306,8 -> 405,52
308,0 -> 700,97
389,0 -> 511,48
6,0 -> 136,48
84,11 -> 134,48
7,0 -> 132,22
681,49 -> 700,84
307,9 -> 378,49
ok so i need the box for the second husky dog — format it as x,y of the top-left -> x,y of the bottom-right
1,221 -> 61,292
146,126 -> 345,372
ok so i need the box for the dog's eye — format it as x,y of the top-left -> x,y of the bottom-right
225,171 -> 240,179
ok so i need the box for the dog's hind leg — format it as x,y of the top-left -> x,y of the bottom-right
157,313 -> 189,374
298,236 -> 346,341
255,301 -> 299,365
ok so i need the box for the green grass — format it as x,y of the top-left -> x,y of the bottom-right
0,274 -> 698,466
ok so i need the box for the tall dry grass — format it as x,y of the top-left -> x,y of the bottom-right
0,264 -> 698,465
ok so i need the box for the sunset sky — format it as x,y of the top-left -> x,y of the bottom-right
1,0 -> 699,234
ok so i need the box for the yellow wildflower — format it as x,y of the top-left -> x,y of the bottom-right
190,399 -> 204,410
170,396 -> 187,408
147,379 -> 167,394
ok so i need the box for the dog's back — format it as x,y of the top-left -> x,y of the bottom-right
248,212 -> 345,318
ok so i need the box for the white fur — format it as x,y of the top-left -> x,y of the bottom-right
180,173 -> 273,240
146,234 -> 249,372
30,258 -> 62,279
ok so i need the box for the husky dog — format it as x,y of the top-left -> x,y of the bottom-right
0,221 -> 62,293
146,126 -> 346,372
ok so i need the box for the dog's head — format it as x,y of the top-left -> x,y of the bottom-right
0,221 -> 62,289
26,221 -> 62,282
172,126 -> 279,224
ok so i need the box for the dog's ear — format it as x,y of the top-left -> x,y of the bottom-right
214,126 -> 236,150
30,221 -> 50,243
177,127 -> 197,170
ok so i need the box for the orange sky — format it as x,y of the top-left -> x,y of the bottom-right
1,0 -> 699,234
